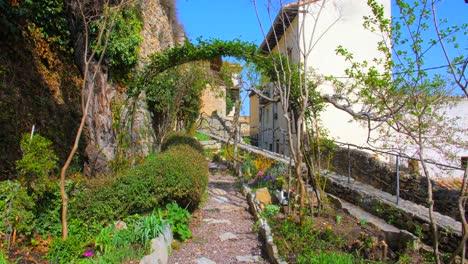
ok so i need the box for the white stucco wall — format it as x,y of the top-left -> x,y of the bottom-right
297,0 -> 391,147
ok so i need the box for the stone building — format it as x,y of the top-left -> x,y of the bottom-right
250,0 -> 391,154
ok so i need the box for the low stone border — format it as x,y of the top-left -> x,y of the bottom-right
242,184 -> 288,264
140,224 -> 173,264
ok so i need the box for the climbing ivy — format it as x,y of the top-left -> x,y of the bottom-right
92,3 -> 143,82
134,39 -> 276,94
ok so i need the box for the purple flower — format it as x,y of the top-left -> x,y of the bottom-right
83,251 -> 93,258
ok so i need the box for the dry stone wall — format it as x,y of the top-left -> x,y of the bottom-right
329,147 -> 466,221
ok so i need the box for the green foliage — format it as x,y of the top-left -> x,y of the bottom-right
16,133 -> 58,196
195,132 -> 211,141
93,211 -> 164,260
137,210 -> 164,248
48,228 -> 90,263
144,62 -> 210,145
220,62 -> 243,114
241,158 -> 256,178
151,144 -> 209,210
162,131 -> 204,155
93,4 -> 143,81
298,252 -> 356,264
70,144 -> 208,224
0,180 -> 35,235
262,204 -> 280,218
266,162 -> 289,180
359,218 -> 368,227
138,39 -> 259,93
0,249 -> 10,264
335,215 -> 342,224
32,180 -> 64,236
165,202 -> 191,241
22,0 -> 71,51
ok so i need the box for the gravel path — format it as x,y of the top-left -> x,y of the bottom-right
168,162 -> 269,264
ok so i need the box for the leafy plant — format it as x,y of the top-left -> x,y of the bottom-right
95,225 -> 115,253
359,218 -> 368,227
137,210 -> 164,248
92,3 -> 143,81
263,204 -> 280,218
0,180 -> 35,236
22,0 -> 71,51
16,133 -> 58,197
195,132 -> 211,141
165,202 -> 191,241
299,252 -> 356,264
335,215 -> 342,224
47,234 -> 88,263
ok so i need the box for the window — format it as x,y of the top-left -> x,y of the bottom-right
462,156 -> 468,169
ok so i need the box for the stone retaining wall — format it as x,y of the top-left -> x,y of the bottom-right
325,174 -> 463,255
330,147 -> 466,221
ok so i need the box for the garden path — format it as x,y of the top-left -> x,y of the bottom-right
168,162 -> 269,264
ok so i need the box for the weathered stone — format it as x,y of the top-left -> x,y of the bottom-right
219,232 -> 238,241
195,257 -> 216,264
255,188 -> 272,206
211,188 -> 227,196
139,224 -> 172,264
202,218 -> 231,224
236,255 -> 263,262
324,171 -> 463,254
114,220 -> 127,231
212,195 -> 229,203
218,204 -> 244,213
329,146 -> 466,221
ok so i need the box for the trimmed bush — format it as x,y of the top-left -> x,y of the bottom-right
150,144 -> 208,209
161,131 -> 204,154
70,144 -> 208,224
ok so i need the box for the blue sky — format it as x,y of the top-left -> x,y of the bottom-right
177,0 -> 468,114
177,0 -> 466,50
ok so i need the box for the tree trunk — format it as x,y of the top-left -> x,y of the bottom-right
418,148 -> 440,264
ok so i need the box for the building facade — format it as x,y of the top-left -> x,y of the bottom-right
251,0 -> 467,179
250,0 -> 391,154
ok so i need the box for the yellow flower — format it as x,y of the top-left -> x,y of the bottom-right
326,225 -> 333,231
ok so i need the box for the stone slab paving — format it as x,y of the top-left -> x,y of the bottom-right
168,162 -> 269,264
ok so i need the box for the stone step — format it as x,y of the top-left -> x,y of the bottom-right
327,194 -> 420,251
324,170 -> 463,253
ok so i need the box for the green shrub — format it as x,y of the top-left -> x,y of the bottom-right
16,133 -> 58,198
70,144 -> 208,224
92,3 -> 143,81
69,175 -> 153,225
0,180 -> 35,235
194,132 -> 211,141
145,144 -> 208,210
47,235 -> 86,263
161,131 -> 204,154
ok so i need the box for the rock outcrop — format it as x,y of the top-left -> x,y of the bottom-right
83,0 -> 182,176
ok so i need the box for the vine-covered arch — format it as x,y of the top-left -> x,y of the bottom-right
135,38 -> 278,93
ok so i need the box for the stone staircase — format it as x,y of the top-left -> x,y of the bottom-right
200,131 -> 465,255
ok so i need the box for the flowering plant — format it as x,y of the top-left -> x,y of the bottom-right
83,251 -> 93,258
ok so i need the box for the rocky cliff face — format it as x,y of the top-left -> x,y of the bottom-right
83,0 -> 182,176
0,0 -> 182,177
0,25 -> 82,179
